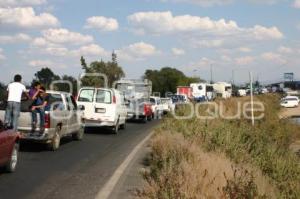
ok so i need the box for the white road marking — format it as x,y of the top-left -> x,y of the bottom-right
95,131 -> 154,199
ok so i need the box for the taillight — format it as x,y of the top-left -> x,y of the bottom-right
44,113 -> 50,129
113,96 -> 116,104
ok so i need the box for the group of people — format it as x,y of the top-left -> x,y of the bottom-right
4,74 -> 49,134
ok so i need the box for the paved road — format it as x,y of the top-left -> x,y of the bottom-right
0,120 -> 159,199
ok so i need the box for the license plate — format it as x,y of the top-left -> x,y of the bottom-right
95,108 -> 106,113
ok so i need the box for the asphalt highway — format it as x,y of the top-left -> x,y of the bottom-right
0,120 -> 159,199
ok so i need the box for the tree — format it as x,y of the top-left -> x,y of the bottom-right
33,67 -> 60,89
56,75 -> 78,96
80,56 -> 125,88
144,67 -> 202,95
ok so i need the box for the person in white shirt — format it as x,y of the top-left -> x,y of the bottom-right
4,75 -> 29,131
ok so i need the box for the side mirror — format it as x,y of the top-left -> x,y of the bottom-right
78,105 -> 85,111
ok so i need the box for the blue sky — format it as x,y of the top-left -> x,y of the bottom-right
1,0 -> 300,85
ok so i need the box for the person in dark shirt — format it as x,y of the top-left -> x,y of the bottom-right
31,86 -> 49,134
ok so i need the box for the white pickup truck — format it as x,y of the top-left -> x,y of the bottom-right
0,91 -> 84,151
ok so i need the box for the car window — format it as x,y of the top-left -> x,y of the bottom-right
150,98 -> 156,104
206,86 -> 214,92
96,90 -> 111,104
78,89 -> 94,102
49,94 -> 65,111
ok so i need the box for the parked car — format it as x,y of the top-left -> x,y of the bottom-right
0,120 -> 20,172
77,87 -> 127,134
280,96 -> 299,108
0,91 -> 84,151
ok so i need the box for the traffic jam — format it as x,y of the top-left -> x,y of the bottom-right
0,78 -> 171,173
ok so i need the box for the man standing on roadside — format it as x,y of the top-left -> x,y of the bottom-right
4,74 -> 29,131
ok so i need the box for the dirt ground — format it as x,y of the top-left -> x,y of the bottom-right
279,105 -> 300,118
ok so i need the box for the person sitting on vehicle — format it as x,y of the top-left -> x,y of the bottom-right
31,86 -> 49,134
4,74 -> 29,131
29,81 -> 41,99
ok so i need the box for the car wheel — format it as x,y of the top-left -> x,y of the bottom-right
5,143 -> 19,173
120,121 -> 126,130
141,116 -> 147,123
72,127 -> 84,141
112,120 -> 119,134
48,127 -> 61,151
147,115 -> 152,121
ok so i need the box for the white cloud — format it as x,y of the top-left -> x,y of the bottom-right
238,47 -> 252,52
0,33 -> 32,44
235,56 -> 255,65
0,0 -> 47,7
251,25 -> 283,40
128,11 -> 283,42
0,7 -> 59,29
42,28 -> 94,45
128,11 -> 240,35
29,59 -> 66,68
0,48 -> 6,60
277,46 -> 293,54
293,0 -> 300,8
117,42 -> 159,61
171,48 -> 185,55
72,44 -> 109,57
194,39 -> 224,48
162,0 -> 286,7
261,52 -> 286,64
160,0 -> 232,7
85,16 -> 119,31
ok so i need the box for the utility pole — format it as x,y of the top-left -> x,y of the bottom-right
249,71 -> 254,126
232,69 -> 235,85
210,64 -> 213,84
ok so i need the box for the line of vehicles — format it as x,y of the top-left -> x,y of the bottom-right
2,78 -> 298,173
176,82 -> 233,102
0,78 -> 172,173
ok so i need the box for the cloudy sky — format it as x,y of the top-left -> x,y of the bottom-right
1,0 -> 300,84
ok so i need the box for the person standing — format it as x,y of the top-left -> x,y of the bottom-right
4,74 -> 28,131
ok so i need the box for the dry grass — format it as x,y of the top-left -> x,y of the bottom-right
137,94 -> 300,199
136,132 -> 275,199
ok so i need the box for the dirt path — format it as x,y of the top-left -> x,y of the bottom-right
279,106 -> 300,118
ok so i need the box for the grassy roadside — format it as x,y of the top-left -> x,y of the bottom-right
137,94 -> 300,199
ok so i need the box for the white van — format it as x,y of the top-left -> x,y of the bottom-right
190,83 -> 215,101
77,88 -> 127,134
280,96 -> 299,108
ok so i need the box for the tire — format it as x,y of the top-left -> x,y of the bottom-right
112,119 -> 119,134
5,143 -> 19,173
72,127 -> 84,141
147,115 -> 152,121
48,127 -> 61,151
120,121 -> 126,130
141,116 -> 147,123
